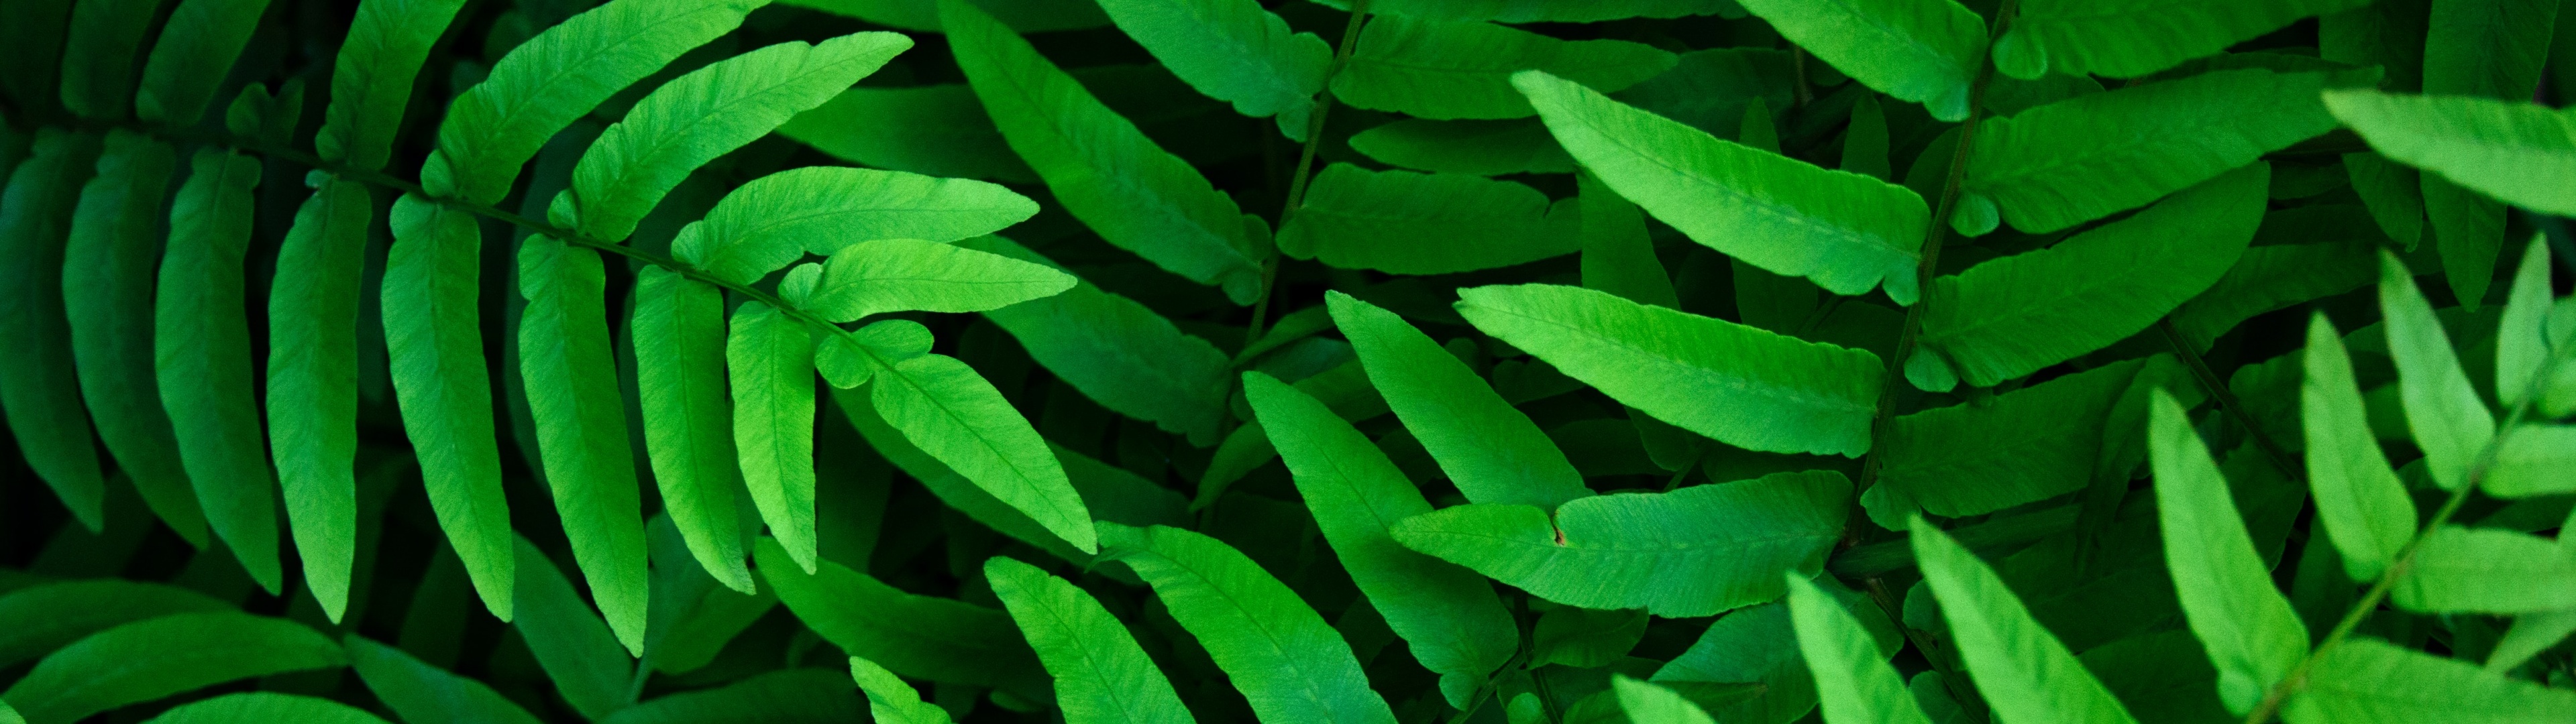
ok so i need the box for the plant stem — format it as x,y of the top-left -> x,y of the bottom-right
2238,369 -> 2552,724
2155,317 -> 2302,481
1246,0 -> 1372,347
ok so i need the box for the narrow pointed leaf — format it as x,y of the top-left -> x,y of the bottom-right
346,636 -> 543,724
2147,391 -> 2308,714
1246,371 -> 1518,682
1996,0 -> 2368,80
849,657 -> 954,724
2302,314 -> 2418,581
632,267 -> 753,590
984,556 -> 1194,724
2498,235 -> 2556,404
0,131 -> 107,532
872,353 -> 1095,553
316,0 -> 468,170
421,0 -> 769,203
1868,359 -> 2144,526
157,149 -> 281,593
796,239 -> 1074,322
516,236 -> 648,654
2389,526 -> 2576,613
1279,164 -> 1579,274
58,0 -> 160,118
1099,523 -> 1397,724
2379,253 -> 2494,490
1348,118 -> 1574,176
131,0 -> 272,123
961,237 -> 1232,446
384,192 -> 514,619
0,612 -> 345,724
1340,17 -> 1675,120
1392,471 -> 1849,617
0,581 -> 229,668
2284,639 -> 2576,722
1915,164 -> 2263,389
1786,575 -> 1933,724
1964,70 -> 2334,233
2325,91 -> 2576,217
757,539 -> 1049,700
1456,284 -> 1882,457
1098,0 -> 1328,137
671,166 -> 1036,284
513,538 -> 633,719
2416,0 -> 2557,306
945,0 -> 1266,302
562,32 -> 911,241
1326,292 -> 1588,508
1732,0 -> 1983,121
1615,676 -> 1719,724
268,177 -> 372,621
1911,520 -> 2141,724
2165,241 -> 2379,352
1518,70 -> 1927,304
727,300 -> 818,571
66,131 -> 209,548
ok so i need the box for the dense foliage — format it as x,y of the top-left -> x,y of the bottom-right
0,0 -> 2571,722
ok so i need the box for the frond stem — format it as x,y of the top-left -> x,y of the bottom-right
1246,0 -> 1373,347
2154,316 -> 2303,481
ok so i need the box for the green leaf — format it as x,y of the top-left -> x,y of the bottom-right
983,556 -> 1193,724
2379,253 -> 2496,491
1326,292 -> 1589,508
421,0 -> 768,204
154,148 -> 281,593
1576,170 -> 1679,308
315,0 -> 467,170
511,537 -> 634,719
1313,0 -> 1735,23
1348,119 -> 1574,176
561,32 -> 910,241
515,235 -> 649,655
1339,17 -> 1675,120
2326,92 -> 2576,217
776,0 -> 1108,32
131,0 -> 272,123
639,516 -> 776,674
1842,95 -> 1893,180
1786,575 -> 1931,724
756,538 -> 1049,700
1099,522 -> 1398,724
630,267 -> 753,591
0,131 -> 107,532
2487,425 -> 2576,497
835,389 -> 1104,566
0,611 -> 345,724
672,167 -> 1036,285
384,192 -> 515,619
1244,371 -> 1519,683
141,693 -> 388,724
2302,313 -> 2419,580
2489,609 -> 2576,673
2146,391 -> 2308,714
1731,0 -> 1982,121
1456,284 -> 1882,457
1278,164 -> 1578,274
944,0 -> 1266,303
1963,70 -> 2335,234
266,177 -> 372,621
1867,359 -> 2145,527
0,581 -> 229,668
345,635 -> 543,724
66,131 -> 210,548
775,84 -> 1035,183
2284,638 -> 2576,722
1098,0 -> 1328,139
726,300 -> 819,572
2390,526 -> 2576,613
871,353 -> 1095,553
2498,236 -> 2557,406
1530,607 -> 1647,669
599,668 -> 861,724
1517,70 -> 1927,304
2166,241 -> 2379,352
1391,471 -> 1850,617
1615,676 -> 1719,724
848,656 -> 953,724
58,0 -> 160,118
1995,0 -> 2368,80
961,237 -> 1233,446
793,238 -> 1074,322
2416,0 -> 2557,306
1911,520 -> 2141,724
1913,163 -> 2263,389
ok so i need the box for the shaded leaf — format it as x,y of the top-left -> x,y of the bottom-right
1964,70 -> 2334,234
0,612 -> 344,724
384,192 -> 514,619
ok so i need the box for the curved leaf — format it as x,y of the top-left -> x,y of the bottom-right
2326,90 -> 2576,217
2284,639 -> 2576,721
1866,359 -> 2144,527
1392,471 -> 1850,617
983,556 -> 1193,724
1326,292 -> 1589,508
346,635 -> 544,724
0,581 -> 229,668
600,668 -> 861,724
384,192 -> 515,619
0,612 -> 345,724
1098,0 -> 1329,138
871,353 -> 1095,553
1912,163 -> 2263,390
131,0 -> 272,123
2378,253 -> 2494,490
1348,118 -> 1574,176
2301,314 -> 2418,581
756,538 -> 1050,700
0,131 -> 107,531
66,131 -> 209,548
1340,17 -> 1676,120
515,236 -> 648,654
849,656 -> 953,724
1517,70 -> 1927,304
1964,69 -> 2334,234
1732,0 -> 1983,121
2389,526 -> 2576,613
945,0 -> 1266,302
316,0 -> 468,170
1996,0 -> 2368,80
267,177 -> 374,621
58,0 -> 160,118
2166,241 -> 2377,352
1279,164 -> 1578,274
672,166 -> 1036,284
511,537 -> 634,719
793,238 -> 1074,322
727,300 -> 819,571
1911,520 -> 2140,724
141,692 -> 388,724
1786,576 -> 1931,724
961,237 -> 1232,446
563,32 -> 911,241
156,149 -> 280,594
775,84 -> 1036,183
631,267 -> 753,591
2147,391 -> 2308,714
421,0 -> 769,204
1099,522 -> 1397,724
1456,284 -> 1882,457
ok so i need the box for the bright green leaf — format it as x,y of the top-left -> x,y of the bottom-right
384,192 -> 515,619
1911,520 -> 2141,724
983,556 -> 1193,724
2147,391 -> 2308,713
1327,292 -> 1589,509
2379,252 -> 2496,490
1099,522 -> 1398,724
515,235 -> 649,654
1097,0 -> 1328,139
2302,313 -> 2418,580
1732,0 -> 1982,121
727,300 -> 819,572
267,177 -> 373,621
315,0 -> 468,170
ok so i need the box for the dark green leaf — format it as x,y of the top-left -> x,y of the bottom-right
0,612 -> 345,724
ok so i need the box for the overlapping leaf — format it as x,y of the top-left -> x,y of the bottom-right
1963,70 -> 2333,233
